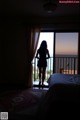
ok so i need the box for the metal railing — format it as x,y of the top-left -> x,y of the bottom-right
32,56 -> 78,82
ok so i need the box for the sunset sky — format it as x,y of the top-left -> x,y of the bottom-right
37,32 -> 78,56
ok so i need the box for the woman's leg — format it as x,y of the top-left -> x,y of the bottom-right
42,67 -> 46,85
39,67 -> 41,85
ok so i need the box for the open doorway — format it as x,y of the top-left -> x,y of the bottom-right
32,32 -> 54,87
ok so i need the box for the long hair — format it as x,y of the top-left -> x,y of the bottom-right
39,40 -> 47,50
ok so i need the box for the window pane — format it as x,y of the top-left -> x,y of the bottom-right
55,32 -> 78,74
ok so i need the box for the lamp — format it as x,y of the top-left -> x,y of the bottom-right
43,1 -> 57,13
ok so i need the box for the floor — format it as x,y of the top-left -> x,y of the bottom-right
33,80 -> 49,90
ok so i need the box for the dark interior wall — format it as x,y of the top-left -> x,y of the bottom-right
1,20 -> 27,85
78,32 -> 80,74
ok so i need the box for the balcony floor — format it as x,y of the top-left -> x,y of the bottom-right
33,80 -> 49,89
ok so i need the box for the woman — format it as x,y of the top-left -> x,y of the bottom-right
36,40 -> 50,86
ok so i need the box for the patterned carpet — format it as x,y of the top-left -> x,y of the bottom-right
0,88 -> 47,113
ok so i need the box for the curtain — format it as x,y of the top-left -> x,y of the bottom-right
25,27 -> 40,87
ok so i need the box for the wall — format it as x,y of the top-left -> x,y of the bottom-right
1,19 -> 28,87
78,32 -> 80,74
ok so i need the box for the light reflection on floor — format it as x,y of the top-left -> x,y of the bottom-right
33,80 -> 48,85
33,80 -> 49,90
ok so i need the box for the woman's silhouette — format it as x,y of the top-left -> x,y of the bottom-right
36,40 -> 50,86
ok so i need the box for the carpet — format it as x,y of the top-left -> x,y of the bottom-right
0,88 -> 47,113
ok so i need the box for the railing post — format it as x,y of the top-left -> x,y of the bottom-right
74,58 -> 75,74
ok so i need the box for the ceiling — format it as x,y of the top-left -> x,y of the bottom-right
0,0 -> 80,29
0,0 -> 79,16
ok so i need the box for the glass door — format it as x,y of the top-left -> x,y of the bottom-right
55,32 -> 78,74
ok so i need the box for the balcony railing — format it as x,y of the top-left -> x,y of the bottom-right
32,56 -> 78,82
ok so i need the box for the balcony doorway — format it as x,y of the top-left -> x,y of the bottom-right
32,32 -> 54,87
